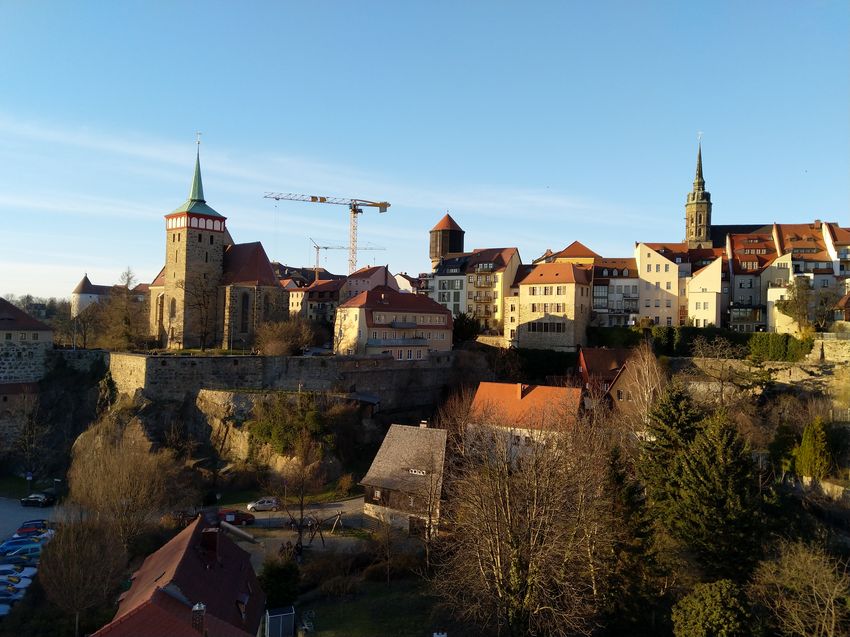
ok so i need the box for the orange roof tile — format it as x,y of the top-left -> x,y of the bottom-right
471,382 -> 582,430
551,241 -> 601,260
514,262 -> 592,285
431,213 -> 464,232
579,347 -> 632,383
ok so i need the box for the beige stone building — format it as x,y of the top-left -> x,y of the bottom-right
334,286 -> 452,358
503,262 -> 592,351
147,152 -> 287,349
0,298 -> 53,448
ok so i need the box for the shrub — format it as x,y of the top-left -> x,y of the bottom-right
318,575 -> 359,598
672,580 -> 750,637
259,557 -> 300,607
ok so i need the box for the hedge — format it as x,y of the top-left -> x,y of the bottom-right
586,325 -> 812,362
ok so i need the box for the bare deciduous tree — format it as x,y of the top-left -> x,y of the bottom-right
39,517 -> 127,637
68,432 -> 183,549
749,541 -> 850,637
627,340 -> 666,429
177,274 -> 219,350
435,408 -> 615,636
255,317 -> 316,356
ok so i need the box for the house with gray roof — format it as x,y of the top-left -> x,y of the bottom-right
360,424 -> 447,536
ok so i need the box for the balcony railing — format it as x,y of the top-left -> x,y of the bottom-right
473,277 -> 496,288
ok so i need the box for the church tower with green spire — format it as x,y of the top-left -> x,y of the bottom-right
685,143 -> 712,248
156,147 -> 228,349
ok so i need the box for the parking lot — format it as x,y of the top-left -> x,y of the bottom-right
0,497 -> 53,541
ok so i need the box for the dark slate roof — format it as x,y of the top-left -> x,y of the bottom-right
0,298 -> 52,331
433,254 -> 470,275
72,275 -> 114,296
361,425 -> 447,494
708,224 -> 773,248
221,243 -> 279,286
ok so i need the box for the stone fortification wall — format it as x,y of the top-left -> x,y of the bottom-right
808,338 -> 850,364
109,352 -> 465,411
50,349 -> 109,374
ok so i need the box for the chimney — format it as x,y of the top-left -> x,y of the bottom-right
191,602 -> 206,634
516,384 -> 528,399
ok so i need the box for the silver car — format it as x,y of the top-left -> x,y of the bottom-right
246,497 -> 281,512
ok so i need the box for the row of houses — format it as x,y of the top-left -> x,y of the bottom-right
421,147 -> 850,351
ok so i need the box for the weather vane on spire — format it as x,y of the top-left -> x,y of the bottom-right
697,130 -> 703,143
196,131 -> 203,147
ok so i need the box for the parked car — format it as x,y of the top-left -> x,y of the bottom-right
0,586 -> 26,602
246,497 -> 281,512
19,493 -> 55,508
2,545 -> 42,560
0,538 -> 41,555
216,509 -> 255,526
0,555 -> 38,567
18,519 -> 49,530
0,566 -> 36,579
0,576 -> 31,589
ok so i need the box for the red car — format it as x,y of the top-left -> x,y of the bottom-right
216,509 -> 255,526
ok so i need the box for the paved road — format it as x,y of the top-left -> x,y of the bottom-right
248,496 -> 365,529
0,497 -> 55,541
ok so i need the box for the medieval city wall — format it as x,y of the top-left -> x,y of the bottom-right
808,338 -> 850,364
108,352 -> 462,410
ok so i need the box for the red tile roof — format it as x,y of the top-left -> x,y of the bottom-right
467,247 -> 519,273
431,213 -> 464,232
221,242 -> 279,286
340,285 -> 452,317
514,262 -> 592,285
0,298 -> 51,331
347,265 -> 388,280
592,258 -> 637,278
92,517 -> 264,637
471,382 -> 582,430
826,223 -> 850,246
643,242 -> 689,262
149,267 -> 166,287
728,233 -> 778,275
774,222 -> 831,261
579,347 -> 631,384
550,241 -> 601,260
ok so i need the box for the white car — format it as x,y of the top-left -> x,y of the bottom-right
246,497 -> 281,512
0,566 -> 36,579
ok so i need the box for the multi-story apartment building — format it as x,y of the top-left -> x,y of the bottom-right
427,213 -> 520,330
289,278 -> 345,324
334,286 -> 452,358
590,258 -> 639,327
634,242 -> 686,327
339,265 -> 398,302
502,262 -> 591,351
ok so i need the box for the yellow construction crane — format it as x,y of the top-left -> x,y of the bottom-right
308,238 -> 385,282
264,192 -> 390,274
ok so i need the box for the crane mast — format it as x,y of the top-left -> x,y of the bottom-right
265,192 -> 390,274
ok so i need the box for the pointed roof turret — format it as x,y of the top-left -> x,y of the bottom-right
189,148 -> 205,202
693,142 -> 705,191
170,146 -> 224,218
431,213 -> 463,233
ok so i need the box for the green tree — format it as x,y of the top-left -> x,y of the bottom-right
259,557 -> 300,608
672,416 -> 762,580
640,382 -> 703,523
452,311 -> 480,345
672,579 -> 751,637
795,417 -> 832,481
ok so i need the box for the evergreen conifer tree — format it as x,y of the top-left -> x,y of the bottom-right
672,416 -> 762,580
795,417 -> 832,481
640,382 -> 703,522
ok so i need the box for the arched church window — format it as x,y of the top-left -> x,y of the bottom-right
241,293 -> 250,333
263,295 -> 271,320
169,298 -> 176,320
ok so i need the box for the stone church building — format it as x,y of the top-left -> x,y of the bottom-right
147,152 -> 286,349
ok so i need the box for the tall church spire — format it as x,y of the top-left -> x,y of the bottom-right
189,143 -> 205,203
694,142 -> 704,190
685,140 -> 712,247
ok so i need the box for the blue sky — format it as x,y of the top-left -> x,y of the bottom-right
1,1 -> 847,298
